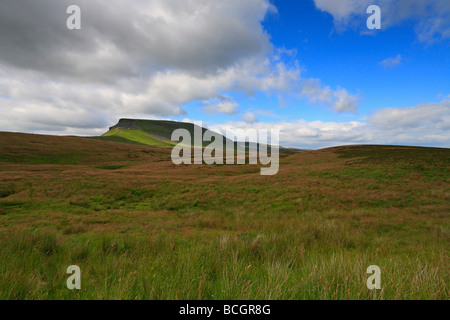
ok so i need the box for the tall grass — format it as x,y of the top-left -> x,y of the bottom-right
0,141 -> 448,299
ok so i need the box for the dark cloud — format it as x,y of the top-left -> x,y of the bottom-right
0,0 -> 359,136
0,0 -> 272,81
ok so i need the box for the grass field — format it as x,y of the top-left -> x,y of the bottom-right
0,132 -> 448,299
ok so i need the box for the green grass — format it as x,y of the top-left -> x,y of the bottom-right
95,165 -> 128,170
90,135 -> 149,146
100,119 -> 301,153
0,221 -> 447,299
0,152 -> 84,165
102,128 -> 176,148
0,136 -> 448,300
101,119 -> 211,148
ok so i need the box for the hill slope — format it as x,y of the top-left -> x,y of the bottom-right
0,132 -> 448,299
0,133 -> 450,300
99,119 -> 227,148
0,131 -> 170,165
99,118 -> 306,153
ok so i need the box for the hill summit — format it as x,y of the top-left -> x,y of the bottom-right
102,119 -> 215,148
102,118 -> 303,152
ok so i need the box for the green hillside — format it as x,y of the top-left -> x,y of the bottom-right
0,133 -> 448,299
99,119 -> 229,148
98,118 -> 306,153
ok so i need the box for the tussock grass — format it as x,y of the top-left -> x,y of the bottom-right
0,228 -> 447,299
0,135 -> 448,299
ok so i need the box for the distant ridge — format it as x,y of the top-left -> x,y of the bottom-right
102,119 -> 214,148
100,118 -> 306,153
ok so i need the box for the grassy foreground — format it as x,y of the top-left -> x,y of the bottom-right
0,132 -> 448,299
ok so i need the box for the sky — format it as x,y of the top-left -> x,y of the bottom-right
0,0 -> 449,149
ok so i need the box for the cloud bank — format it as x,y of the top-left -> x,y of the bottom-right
0,0 -> 359,137
314,0 -> 450,43
210,100 -> 450,149
0,0 -> 447,150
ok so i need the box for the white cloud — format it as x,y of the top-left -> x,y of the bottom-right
241,112 -> 259,124
369,100 -> 450,130
0,0 -> 359,135
300,79 -> 359,113
314,0 -> 450,43
334,89 -> 360,112
203,97 -> 239,115
379,54 -> 402,68
314,0 -> 370,29
210,100 -> 450,149
0,0 -> 274,132
0,0 -> 274,77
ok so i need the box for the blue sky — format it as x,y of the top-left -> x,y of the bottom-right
173,0 -> 450,148
182,0 -> 450,123
0,0 -> 449,149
